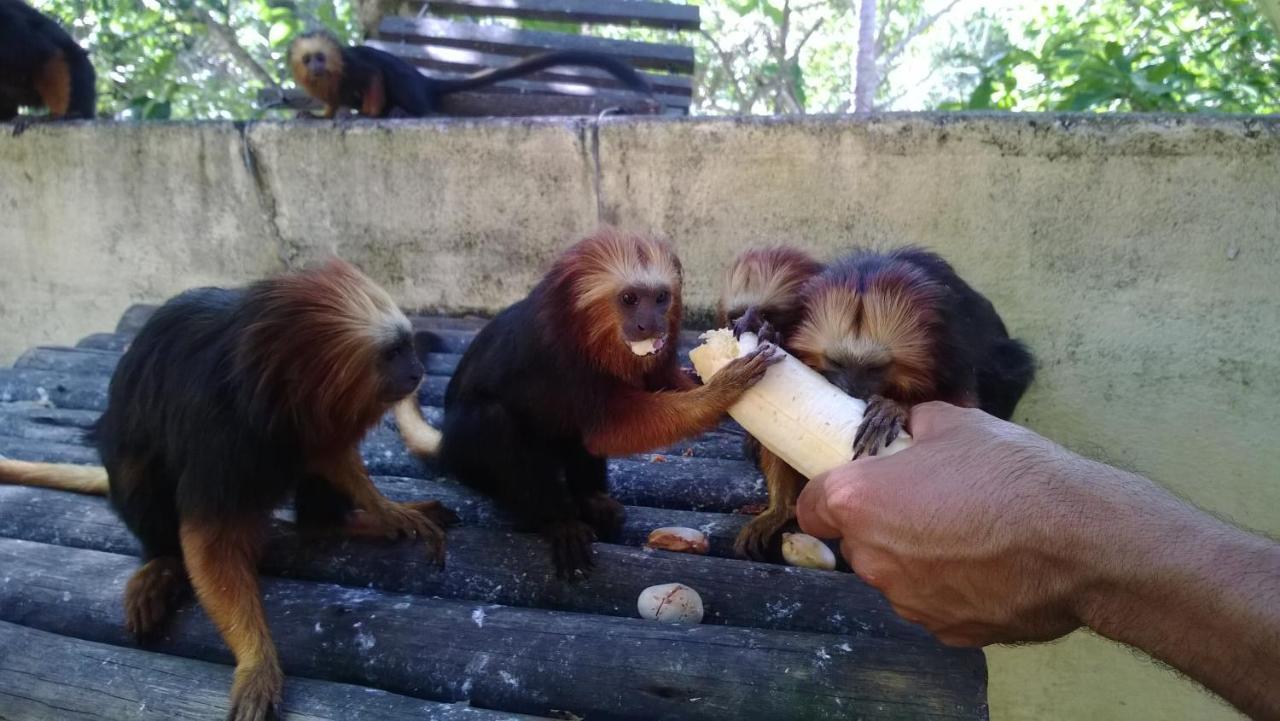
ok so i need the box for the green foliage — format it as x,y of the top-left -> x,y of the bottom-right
35,0 -> 358,119
939,0 -> 1280,113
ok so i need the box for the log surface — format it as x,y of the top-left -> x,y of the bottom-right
0,313 -> 989,720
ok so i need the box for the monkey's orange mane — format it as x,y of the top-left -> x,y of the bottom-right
238,258 -> 410,449
718,246 -> 823,327
790,257 -> 946,400
542,228 -> 683,383
289,32 -> 344,106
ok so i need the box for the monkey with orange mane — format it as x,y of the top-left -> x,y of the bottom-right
396,229 -> 779,577
726,246 -> 1035,560
0,260 -> 456,721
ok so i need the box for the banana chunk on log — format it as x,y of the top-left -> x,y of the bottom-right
689,329 -> 912,479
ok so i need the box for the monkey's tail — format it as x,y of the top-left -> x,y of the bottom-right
436,50 -> 655,98
393,396 -> 442,459
0,458 -> 109,495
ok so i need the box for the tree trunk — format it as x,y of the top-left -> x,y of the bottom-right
853,0 -> 878,112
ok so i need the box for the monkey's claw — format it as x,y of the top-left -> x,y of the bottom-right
227,661 -> 283,721
733,510 -> 792,562
123,557 -> 187,640
580,493 -> 625,541
852,396 -> 908,459
373,502 -> 450,565
732,306 -> 764,338
546,520 -> 596,580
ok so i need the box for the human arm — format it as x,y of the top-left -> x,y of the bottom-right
796,402 -> 1280,720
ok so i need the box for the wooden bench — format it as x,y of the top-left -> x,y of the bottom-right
266,0 -> 699,117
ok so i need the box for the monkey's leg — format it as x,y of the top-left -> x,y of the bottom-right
852,395 -> 909,459
565,445 -> 623,541
447,403 -> 595,578
734,447 -> 806,561
109,457 -> 189,638
180,517 -> 281,721
315,450 -> 452,564
33,50 -> 71,116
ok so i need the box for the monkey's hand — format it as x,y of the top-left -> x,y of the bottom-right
355,500 -> 454,565
579,492 -> 625,541
852,395 -> 909,460
545,519 -> 596,580
734,506 -> 795,562
123,557 -> 188,640
708,343 -> 783,396
228,659 -> 283,721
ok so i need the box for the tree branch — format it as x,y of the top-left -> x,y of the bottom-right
853,0 -> 878,111
879,0 -> 962,72
191,5 -> 280,89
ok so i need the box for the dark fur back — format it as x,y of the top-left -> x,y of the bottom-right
94,287 -> 306,524
824,247 -> 1034,419
347,45 -> 433,115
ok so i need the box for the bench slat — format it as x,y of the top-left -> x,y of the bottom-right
412,0 -> 701,31
378,16 -> 695,74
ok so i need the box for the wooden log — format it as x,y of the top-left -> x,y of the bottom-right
0,538 -> 988,720
114,304 -> 157,334
413,0 -> 702,31
0,412 -> 764,514
13,345 -> 462,377
0,620 -> 541,720
0,485 -> 896,638
75,332 -> 131,351
363,40 -> 693,95
0,368 -> 450,410
378,16 -> 695,74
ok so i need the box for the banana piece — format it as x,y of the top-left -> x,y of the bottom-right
689,329 -> 912,479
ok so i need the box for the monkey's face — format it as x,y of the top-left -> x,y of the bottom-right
377,331 -> 424,402
299,50 -> 330,79
615,284 -> 672,355
806,344 -> 892,401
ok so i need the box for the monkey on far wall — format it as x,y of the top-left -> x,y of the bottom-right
0,0 -> 95,132
396,229 -> 780,578
725,246 -> 1035,560
287,30 -> 657,119
0,259 -> 457,721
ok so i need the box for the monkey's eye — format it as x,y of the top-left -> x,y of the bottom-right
655,290 -> 670,304
621,292 -> 639,306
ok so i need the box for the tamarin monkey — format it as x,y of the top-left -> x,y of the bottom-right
0,0 -> 95,130
288,30 -> 656,119
396,229 -> 780,577
0,260 -> 456,721
727,246 -> 1035,560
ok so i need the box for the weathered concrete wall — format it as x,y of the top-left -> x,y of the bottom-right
2,113 -> 1278,721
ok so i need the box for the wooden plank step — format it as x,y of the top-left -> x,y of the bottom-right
0,620 -> 540,720
413,0 -> 701,31
0,485 -> 914,639
364,39 -> 692,95
378,16 -> 695,74
0,538 -> 989,720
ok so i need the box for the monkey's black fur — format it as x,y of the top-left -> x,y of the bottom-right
0,0 -> 95,121
93,285 -> 422,563
439,294 -> 616,564
300,33 -> 654,118
826,247 -> 1035,419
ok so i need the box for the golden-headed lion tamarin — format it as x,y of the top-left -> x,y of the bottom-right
396,229 -> 780,577
728,246 -> 1035,560
0,259 -> 456,721
288,30 -> 655,119
0,0 -> 96,131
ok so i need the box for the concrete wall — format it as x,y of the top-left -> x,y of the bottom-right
2,113 -> 1278,721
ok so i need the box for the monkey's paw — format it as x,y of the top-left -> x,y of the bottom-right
124,556 -> 188,640
402,500 -> 461,529
733,510 -> 794,562
367,501 -> 450,565
580,493 -> 625,541
545,520 -> 596,580
711,342 -> 783,393
227,660 -> 283,721
852,396 -> 908,459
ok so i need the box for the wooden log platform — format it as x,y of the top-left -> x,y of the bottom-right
0,309 -> 989,720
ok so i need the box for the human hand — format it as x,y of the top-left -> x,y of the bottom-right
797,402 -> 1119,646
